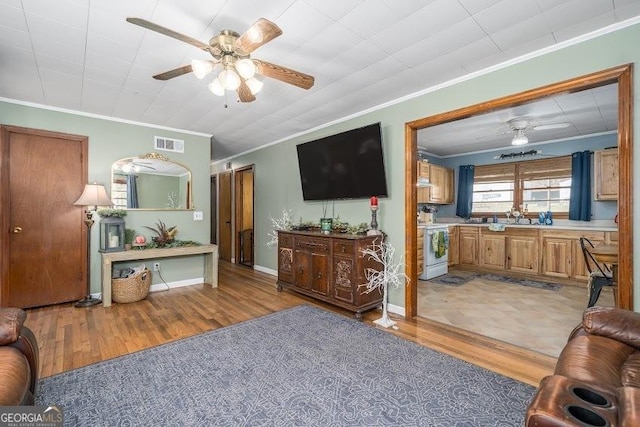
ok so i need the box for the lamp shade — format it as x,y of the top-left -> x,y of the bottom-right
74,182 -> 113,207
191,59 -> 214,79
511,130 -> 529,146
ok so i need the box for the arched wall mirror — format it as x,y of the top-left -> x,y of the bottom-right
111,153 -> 193,210
404,64 -> 633,317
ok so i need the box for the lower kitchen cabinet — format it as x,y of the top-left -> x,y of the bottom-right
506,231 -> 539,274
458,226 -> 479,265
479,232 -> 506,269
448,225 -> 459,266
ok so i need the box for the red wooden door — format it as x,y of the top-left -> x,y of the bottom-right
1,126 -> 87,308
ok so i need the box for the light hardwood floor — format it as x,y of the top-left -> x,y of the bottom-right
24,261 -> 556,387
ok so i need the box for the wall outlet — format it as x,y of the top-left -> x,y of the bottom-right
153,262 -> 160,271
193,211 -> 203,221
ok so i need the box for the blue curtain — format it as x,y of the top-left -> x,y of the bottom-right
127,174 -> 139,209
568,150 -> 591,221
456,165 -> 474,219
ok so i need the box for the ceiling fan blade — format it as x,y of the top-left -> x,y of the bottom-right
237,80 -> 256,103
235,18 -> 283,55
153,65 -> 193,81
533,122 -> 571,131
127,17 -> 210,52
254,60 -> 314,90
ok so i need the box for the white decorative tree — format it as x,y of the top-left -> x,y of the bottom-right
266,209 -> 294,248
360,239 -> 408,328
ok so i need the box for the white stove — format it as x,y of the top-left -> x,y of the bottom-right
419,224 -> 449,280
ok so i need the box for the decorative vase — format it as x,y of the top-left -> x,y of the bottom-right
320,218 -> 332,234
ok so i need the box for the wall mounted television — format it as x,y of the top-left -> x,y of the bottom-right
296,122 -> 388,201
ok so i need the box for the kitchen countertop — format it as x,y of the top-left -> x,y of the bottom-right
421,222 -> 618,232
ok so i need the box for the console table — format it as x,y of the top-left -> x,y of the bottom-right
100,244 -> 218,307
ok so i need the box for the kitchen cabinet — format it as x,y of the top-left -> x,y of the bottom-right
416,161 -> 454,205
540,230 -> 605,280
594,148 -> 618,200
444,167 -> 455,204
448,225 -> 459,266
506,231 -> 539,274
277,231 -> 383,318
458,226 -> 479,265
479,232 -> 506,269
417,227 -> 425,277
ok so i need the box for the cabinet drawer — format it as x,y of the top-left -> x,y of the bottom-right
279,233 -> 293,248
295,238 -> 330,253
333,240 -> 355,255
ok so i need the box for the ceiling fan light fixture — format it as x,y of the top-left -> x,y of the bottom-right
208,78 -> 225,96
246,76 -> 263,95
191,59 -> 214,79
218,67 -> 241,90
235,58 -> 256,79
511,129 -> 529,146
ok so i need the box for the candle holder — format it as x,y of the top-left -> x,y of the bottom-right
367,206 -> 382,236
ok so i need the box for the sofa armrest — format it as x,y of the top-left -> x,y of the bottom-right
0,308 -> 26,346
583,306 -> 640,350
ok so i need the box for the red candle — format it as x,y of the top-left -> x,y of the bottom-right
370,196 -> 378,207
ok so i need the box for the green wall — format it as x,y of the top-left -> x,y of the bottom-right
213,22 -> 640,310
0,102 -> 212,294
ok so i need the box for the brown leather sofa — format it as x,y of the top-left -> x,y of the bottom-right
0,308 -> 39,405
526,306 -> 640,426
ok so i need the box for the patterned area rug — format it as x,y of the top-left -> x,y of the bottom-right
36,305 -> 534,426
431,272 -> 562,291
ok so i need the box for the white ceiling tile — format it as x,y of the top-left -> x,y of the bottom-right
88,7 -> 146,46
86,32 -> 139,65
85,50 -> 132,77
0,24 -> 31,51
457,0 -> 503,14
542,0 -> 612,32
0,4 -> 26,30
339,0 -> 398,39
91,0 -> 158,19
84,66 -> 128,88
36,53 -> 83,76
552,12 -> 615,42
615,2 -> 640,20
304,0 -> 360,21
489,15 -> 551,51
472,0 -> 543,35
26,14 -> 87,48
23,0 -> 89,30
276,1 -> 334,44
0,45 -> 43,102
448,37 -> 501,71
81,79 -> 120,115
0,0 -> 22,7
40,69 -> 83,108
112,89 -> 156,120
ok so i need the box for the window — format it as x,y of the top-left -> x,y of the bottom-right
472,156 -> 572,217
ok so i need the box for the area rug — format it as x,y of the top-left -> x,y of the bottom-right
431,272 -> 562,291
36,305 -> 534,426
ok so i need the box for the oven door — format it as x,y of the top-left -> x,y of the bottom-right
425,229 -> 448,266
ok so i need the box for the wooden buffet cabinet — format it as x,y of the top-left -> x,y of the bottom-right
277,230 -> 383,318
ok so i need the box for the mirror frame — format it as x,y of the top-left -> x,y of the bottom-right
404,64 -> 633,317
111,152 -> 193,211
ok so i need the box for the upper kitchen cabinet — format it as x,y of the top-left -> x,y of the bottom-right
416,160 -> 454,204
594,148 -> 618,200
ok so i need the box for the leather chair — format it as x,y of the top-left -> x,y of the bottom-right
0,308 -> 39,405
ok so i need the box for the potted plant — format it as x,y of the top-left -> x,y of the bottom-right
96,208 -> 127,218
124,228 -> 136,250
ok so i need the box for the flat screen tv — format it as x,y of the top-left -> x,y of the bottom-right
296,122 -> 388,201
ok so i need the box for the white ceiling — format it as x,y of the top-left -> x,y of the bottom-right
1,0 -> 639,162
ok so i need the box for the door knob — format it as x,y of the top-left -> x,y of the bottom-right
12,227 -> 22,234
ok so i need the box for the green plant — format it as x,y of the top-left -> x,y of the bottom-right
143,220 -> 177,247
124,228 -> 136,245
97,208 -> 127,217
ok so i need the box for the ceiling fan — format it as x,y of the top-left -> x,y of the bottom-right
475,116 -> 572,145
126,17 -> 315,102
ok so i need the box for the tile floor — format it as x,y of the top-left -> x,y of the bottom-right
417,268 -> 615,357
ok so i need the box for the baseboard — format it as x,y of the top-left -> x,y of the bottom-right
149,277 -> 205,292
253,265 -> 277,276
387,303 -> 405,317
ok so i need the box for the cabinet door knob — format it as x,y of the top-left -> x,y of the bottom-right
12,226 -> 22,234
317,271 -> 322,279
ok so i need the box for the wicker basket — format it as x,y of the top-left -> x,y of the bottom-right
112,269 -> 151,303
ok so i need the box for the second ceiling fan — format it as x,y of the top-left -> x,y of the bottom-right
126,17 -> 315,102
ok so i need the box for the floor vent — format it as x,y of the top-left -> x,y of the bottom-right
154,136 -> 184,153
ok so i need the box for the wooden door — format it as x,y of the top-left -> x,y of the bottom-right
210,175 -> 217,244
234,165 -> 254,266
1,126 -> 87,308
218,171 -> 232,261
